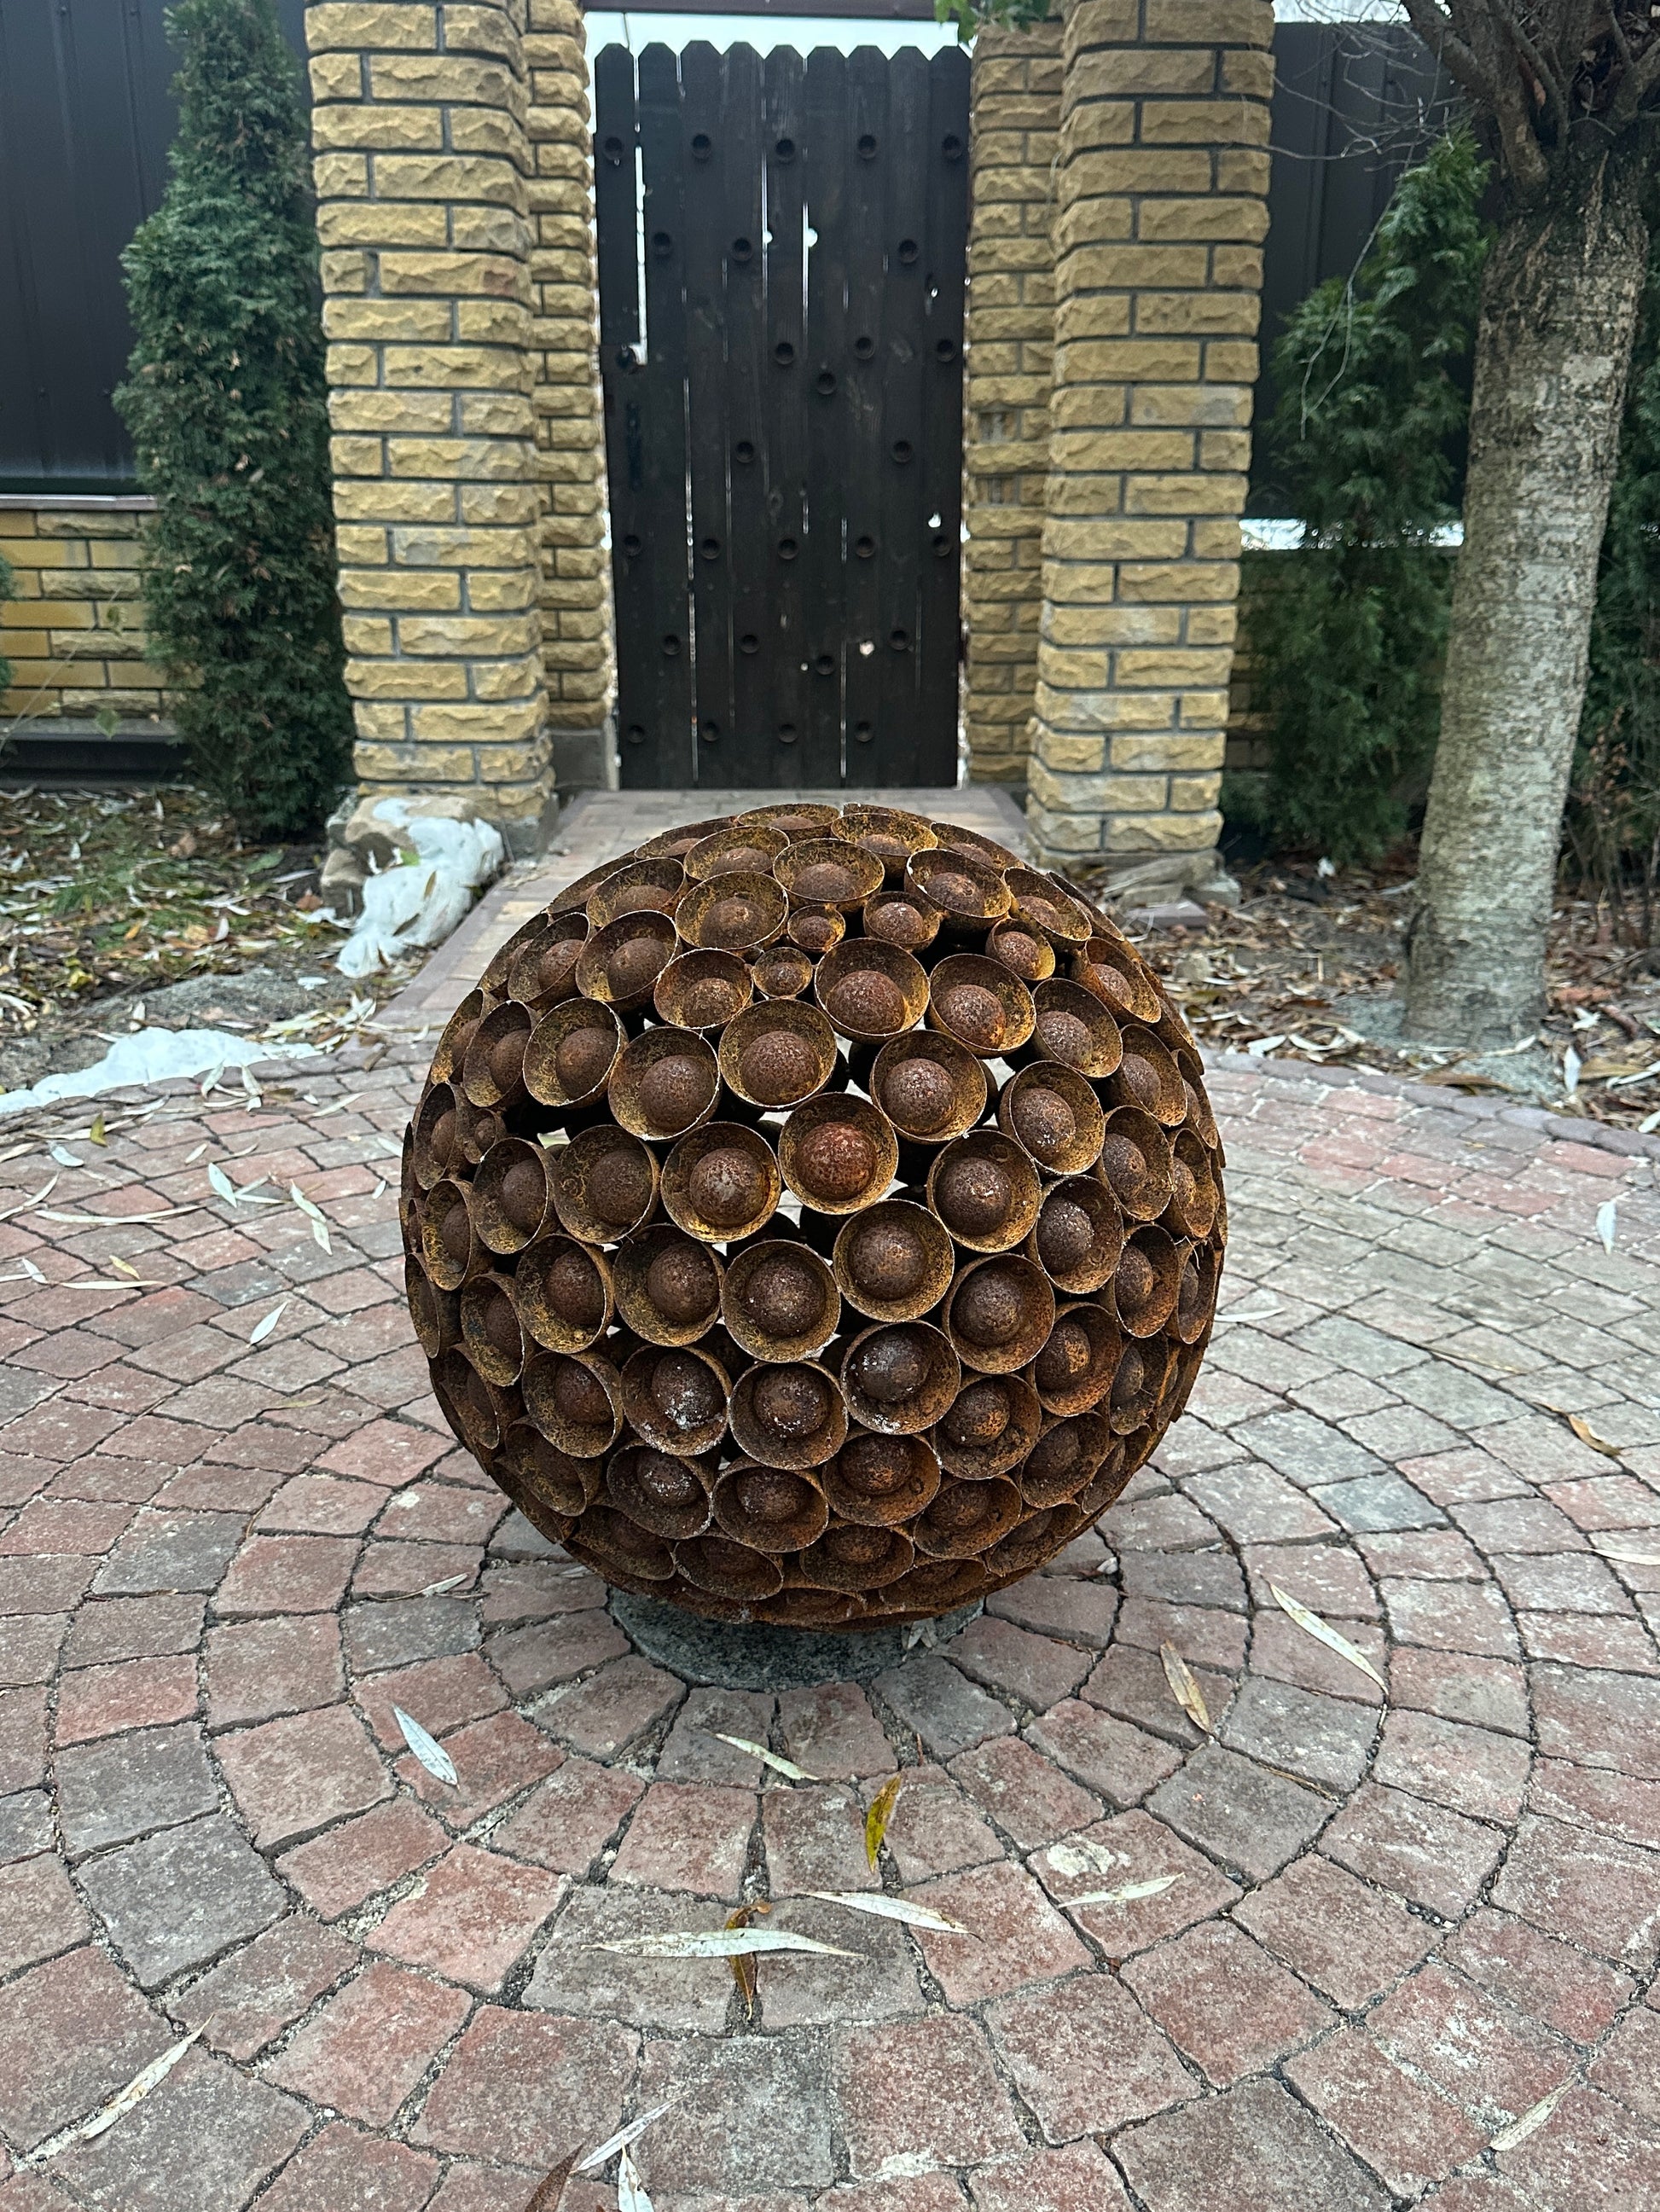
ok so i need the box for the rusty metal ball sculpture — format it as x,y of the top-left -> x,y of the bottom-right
402,804 -> 1225,1629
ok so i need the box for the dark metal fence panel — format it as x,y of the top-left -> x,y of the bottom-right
595,39 -> 970,791
0,0 -> 308,493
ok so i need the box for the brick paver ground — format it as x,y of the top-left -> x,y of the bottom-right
0,1019 -> 1657,2208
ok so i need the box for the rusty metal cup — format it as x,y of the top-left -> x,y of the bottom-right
775,837 -> 885,911
839,1321 -> 960,1436
906,847 -> 1012,935
406,1254 -> 461,1360
779,1094 -> 898,1216
506,913 -> 589,1007
751,944 -> 815,1000
662,1121 -> 781,1243
522,1348 -> 623,1456
1107,1334 -> 1175,1434
874,1558 -> 985,1617
605,1443 -> 716,1541
576,911 -> 678,1012
685,823 -> 790,880
1106,1025 -> 1188,1127
432,1348 -> 512,1457
722,1238 -> 840,1361
1004,868 -> 1094,950
672,1530 -> 786,1604
869,1031 -> 986,1148
1033,1298 -> 1121,1417
636,816 -> 736,860
1165,1128 -> 1220,1240
932,822 -> 1024,872
432,988 -> 490,1087
984,1505 -> 1076,1580
913,1475 -> 1022,1559
1174,1240 -> 1218,1346
718,1001 -> 839,1112
933,1372 -> 1042,1481
1174,1041 -> 1220,1146
461,1002 -> 532,1111
421,1178 -> 485,1292
412,1081 -> 462,1192
926,1130 -> 1042,1255
525,997 -> 624,1111
832,1199 -> 953,1324
729,1361 -> 848,1470
610,1026 -> 722,1143
549,1124 -> 659,1243
1098,1106 -> 1175,1223
1112,1224 -> 1183,1338
926,953 -> 1035,1059
766,1586 -> 868,1629
473,1136 -> 552,1254
620,1343 -> 731,1454
814,939 -> 928,1046
587,856 -> 687,928
460,1273 -> 526,1385
798,1519 -> 915,1591
986,919 -> 1055,985
821,1430 -> 941,1525
840,802 -> 939,884
514,1233 -> 613,1353
1028,1174 -> 1124,1296
735,800 -> 842,840
862,886 -> 943,954
713,1462 -> 830,1552
1023,1409 -> 1114,1505
653,949 -> 753,1034
1029,978 -> 1124,1081
577,1502 -> 676,1585
612,1223 -> 723,1345
1075,935 -> 1164,1025
501,1420 -> 599,1519
786,903 -> 845,957
943,1254 -> 1056,1375
998,1062 -> 1106,1178
677,869 -> 788,954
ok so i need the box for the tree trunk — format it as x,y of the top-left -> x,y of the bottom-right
1403,157 -> 1647,1046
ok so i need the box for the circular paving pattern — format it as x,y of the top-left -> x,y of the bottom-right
0,1008 -> 1657,2210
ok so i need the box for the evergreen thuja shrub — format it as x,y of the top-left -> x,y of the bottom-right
116,0 -> 351,838
1229,131 -> 1489,865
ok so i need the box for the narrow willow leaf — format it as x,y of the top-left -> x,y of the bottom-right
310,1215 -> 333,1255
723,1904 -> 767,2013
208,1163 -> 235,1202
49,1144 -> 82,1166
65,2028 -> 203,2147
88,1112 -> 107,1147
804,1890 -> 965,1934
107,1257 -> 142,1281
712,1733 -> 817,1781
289,1181 -> 325,1222
523,2151 -> 578,2210
1269,1583 -> 1388,1694
1595,1199 -> 1618,1254
865,1773 -> 903,1869
573,2098 -> 680,2175
595,1929 -> 856,1960
1566,1413 -> 1622,1460
248,1301 -> 287,1346
617,2147 -> 654,2212
39,1208 -> 178,1226
1563,1044 -> 1582,1097
393,1705 -> 458,1786
1489,2077 -> 1572,2151
421,1571 -> 469,1595
1063,1875 -> 1180,1911
1159,1641 -> 1213,1734
1602,1544 -> 1660,1568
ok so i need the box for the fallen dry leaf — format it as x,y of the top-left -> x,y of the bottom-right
1601,1544 -> 1660,1568
1063,1875 -> 1180,1912
865,1773 -> 903,1869
1269,1583 -> 1388,1695
596,1929 -> 855,1961
711,1733 -> 817,1781
617,2147 -> 654,2212
49,2027 -> 203,2152
1489,2077 -> 1574,2151
573,2097 -> 679,2176
248,1300 -> 287,1346
804,1890 -> 965,1934
1159,1641 -> 1213,1734
723,1901 -> 769,2013
88,1112 -> 107,1146
393,1705 -> 457,1786
1566,1413 -> 1622,1460
1595,1199 -> 1618,1254
524,2151 -> 578,2211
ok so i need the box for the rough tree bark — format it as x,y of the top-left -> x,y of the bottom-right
1404,155 -> 1648,1043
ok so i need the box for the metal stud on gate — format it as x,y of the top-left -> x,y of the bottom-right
402,806 -> 1225,1627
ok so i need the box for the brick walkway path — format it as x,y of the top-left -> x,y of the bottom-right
1,1031 -> 1657,2209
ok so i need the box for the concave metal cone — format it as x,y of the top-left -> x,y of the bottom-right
1032,1298 -> 1121,1417
768,1586 -> 868,1628
1106,1025 -> 1188,1127
736,800 -> 842,840
612,1223 -> 723,1346
673,1530 -> 786,1603
839,1321 -> 960,1436
587,856 -> 686,928
610,1026 -> 721,1143
524,997 -> 623,1111
1174,1041 -> 1220,1147
913,1475 -> 1021,1559
685,822 -> 789,880
712,1462 -> 830,1552
943,1254 -> 1056,1375
522,1348 -> 623,1456
932,822 -> 1023,872
1029,978 -> 1124,1081
550,1124 -> 659,1243
718,1002 -> 838,1111
1004,868 -> 1094,949
662,1122 -> 781,1242
870,1032 -> 986,1147
406,1254 -> 461,1359
986,919 -> 1055,985
821,1430 -> 941,1524
833,1199 -> 953,1323
933,1371 -> 1042,1481
1075,935 -> 1164,1026
1166,1128 -> 1220,1240
432,1347 -> 510,1456
874,1558 -> 985,1617
815,939 -> 928,1045
454,1094 -> 506,1168
1112,1224 -> 1182,1338
636,816 -> 736,860
779,1094 -> 897,1216
432,988 -> 490,1086
722,1238 -> 840,1360
1077,1441 -> 1137,1518
578,1502 -> 676,1584
798,1519 -> 914,1590
506,914 -> 588,1007
678,870 -> 787,954
606,1442 -> 716,1540
998,1062 -> 1106,1178
577,912 -> 677,1012
548,857 -> 637,917
775,836 -> 885,910
839,802 -> 939,884
907,847 -> 1012,935
926,1131 -> 1041,1255
984,1504 -> 1077,1580
1174,1240 -> 1218,1346
460,1271 -> 526,1386
514,1233 -> 613,1354
1028,1174 -> 1124,1296
473,1136 -> 552,1255
413,1081 -> 462,1191
1107,1334 -> 1175,1435
927,954 -> 1035,1059
653,949 -> 753,1034
1098,1106 -> 1175,1223
502,1421 -> 600,1518
1023,1410 -> 1114,1505
751,945 -> 814,1000
619,1344 -> 731,1455
461,1002 -> 532,1111
421,1178 -> 485,1292
786,903 -> 845,957
728,1361 -> 848,1470
862,887 -> 943,954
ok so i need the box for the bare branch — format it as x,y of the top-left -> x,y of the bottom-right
1611,31 -> 1660,124
1399,0 -> 1495,104
1489,0 -> 1570,139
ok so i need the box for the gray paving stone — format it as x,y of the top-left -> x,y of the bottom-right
78,1816 -> 287,1988
1314,1473 -> 1447,1533
1289,1316 -> 1429,1379
340,1595 -> 480,1673
1146,1744 -> 1331,1881
1228,1412 -> 1383,1489
873,1654 -> 1015,1762
58,1724 -> 218,1861
0,1787 -> 53,1863
1220,1678 -> 1379,1791
92,1512 -> 246,1597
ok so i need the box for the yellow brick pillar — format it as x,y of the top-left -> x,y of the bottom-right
525,0 -> 612,789
1026,0 -> 1273,890
963,16 -> 1063,792
305,0 -> 553,850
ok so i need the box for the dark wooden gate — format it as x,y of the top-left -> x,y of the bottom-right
595,42 -> 970,790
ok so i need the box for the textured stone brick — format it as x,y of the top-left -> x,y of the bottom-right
369,1841 -> 562,1990
0,1855 -> 90,1977
1146,1743 -> 1329,1878
492,1752 -> 641,1872
0,1947 -> 171,2151
1233,1851 -> 1435,2010
267,1959 -> 471,2125
206,1613 -> 344,1727
1026,1698 -> 1185,1804
1369,1961 -> 1576,2128
51,2052 -> 307,2210
949,1734 -> 1103,1851
78,1814 -> 287,1988
874,1653 -> 1018,1762
631,2034 -> 835,2197
411,2007 -> 639,2168
606,1781 -> 755,1898
1283,2029 -> 1489,2197
54,1654 -> 200,1745
276,1796 -> 449,1919
910,1858 -> 1092,2005
763,1782 -> 878,1896
539,1656 -> 683,1756
1320,1781 -> 1504,1920
1116,2077 -> 1389,2212
776,1681 -> 897,1779
217,1704 -> 390,1850
1122,1920 -> 1334,2087
258,2123 -> 439,2212
525,1885 -> 734,2034
175,1917 -> 359,2059
833,2013 -> 1026,2176
57,1722 -> 218,1860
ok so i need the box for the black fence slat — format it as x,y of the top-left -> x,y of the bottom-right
840,45 -> 890,772
681,41 -> 734,779
763,46 -> 809,787
802,48 -> 850,787
874,47 -> 928,788
723,44 -> 771,784
917,45 -> 970,787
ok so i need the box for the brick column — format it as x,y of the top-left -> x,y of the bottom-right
305,0 -> 553,850
962,18 -> 1063,792
1026,0 -> 1273,887
525,0 -> 612,789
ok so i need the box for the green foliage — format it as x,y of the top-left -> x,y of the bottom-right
1567,245 -> 1660,935
1227,131 -> 1489,864
934,0 -> 1051,38
115,0 -> 351,838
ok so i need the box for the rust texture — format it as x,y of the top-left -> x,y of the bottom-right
403,807 -> 1226,1629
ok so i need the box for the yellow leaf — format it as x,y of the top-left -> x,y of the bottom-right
724,1902 -> 768,2015
107,1256 -> 141,1281
1159,1641 -> 1212,1734
88,1112 -> 107,1146
865,1773 -> 903,1870
1566,1413 -> 1622,1461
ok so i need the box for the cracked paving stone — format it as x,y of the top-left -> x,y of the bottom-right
77,1814 -> 287,1988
